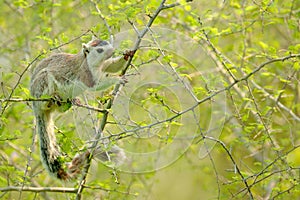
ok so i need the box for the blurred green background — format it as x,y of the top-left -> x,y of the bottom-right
0,0 -> 300,199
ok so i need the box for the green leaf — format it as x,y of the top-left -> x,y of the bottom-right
170,121 -> 183,126
259,41 -> 269,49
293,62 -> 300,70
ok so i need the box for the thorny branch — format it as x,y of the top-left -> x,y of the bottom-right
100,53 -> 298,199
232,145 -> 300,197
1,186 -> 78,193
89,0 -> 114,43
0,185 -> 136,196
204,136 -> 254,199
0,54 -> 43,117
0,97 -> 106,113
201,29 -> 300,122
75,1 -> 183,199
103,54 -> 300,141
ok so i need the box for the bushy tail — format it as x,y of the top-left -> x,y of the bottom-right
33,102 -> 125,180
34,103 -> 89,180
35,107 -> 65,179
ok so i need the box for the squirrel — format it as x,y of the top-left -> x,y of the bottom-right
30,36 -> 133,180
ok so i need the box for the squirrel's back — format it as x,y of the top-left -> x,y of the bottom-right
31,52 -> 95,99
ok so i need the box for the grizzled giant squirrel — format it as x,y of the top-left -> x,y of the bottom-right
30,36 -> 133,180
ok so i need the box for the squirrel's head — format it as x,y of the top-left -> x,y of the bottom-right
82,36 -> 114,68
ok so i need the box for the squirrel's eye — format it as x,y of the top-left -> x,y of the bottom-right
97,48 -> 104,53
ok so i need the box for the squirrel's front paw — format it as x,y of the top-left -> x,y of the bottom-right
47,94 -> 63,108
123,50 -> 136,61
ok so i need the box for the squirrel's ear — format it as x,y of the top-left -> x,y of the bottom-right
82,43 -> 90,55
92,35 -> 98,41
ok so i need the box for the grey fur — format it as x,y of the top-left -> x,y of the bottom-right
30,37 -> 127,179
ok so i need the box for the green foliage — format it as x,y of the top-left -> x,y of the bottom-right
0,0 -> 300,199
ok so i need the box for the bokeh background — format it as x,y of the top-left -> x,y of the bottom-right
0,0 -> 300,199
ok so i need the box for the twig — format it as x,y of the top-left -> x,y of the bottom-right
1,98 -> 52,103
250,80 -> 300,122
49,30 -> 91,51
18,124 -> 37,200
90,0 -> 114,43
102,53 -> 300,142
71,100 -> 106,113
0,186 -> 78,193
204,136 -> 254,199
0,184 -> 135,196
0,98 -> 106,113
233,145 -> 300,197
202,30 -> 238,82
83,185 -> 137,196
201,26 -> 300,123
245,81 -> 279,148
193,110 -> 221,199
0,54 -> 45,117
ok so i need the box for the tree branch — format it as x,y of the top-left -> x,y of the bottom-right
204,136 -> 254,199
0,185 -> 135,196
0,186 -> 78,193
202,30 -> 300,122
0,54 -> 44,117
103,54 -> 300,142
90,0 -> 114,43
75,1 -> 183,199
0,97 -> 106,113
